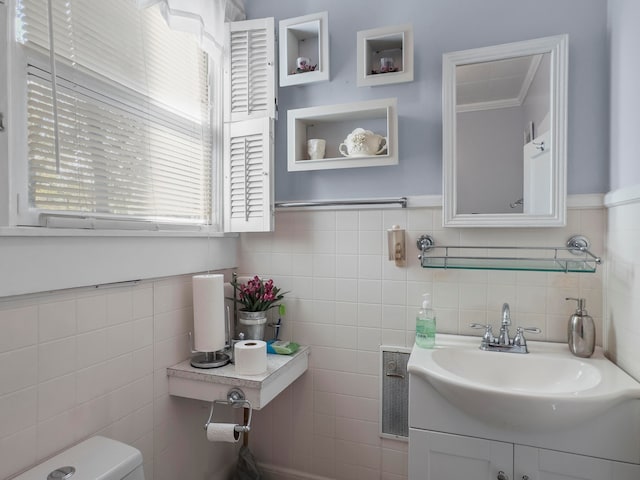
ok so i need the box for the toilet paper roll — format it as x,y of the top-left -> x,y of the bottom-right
206,423 -> 240,443
234,340 -> 267,375
192,274 -> 226,353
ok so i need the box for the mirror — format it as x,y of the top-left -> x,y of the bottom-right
443,35 -> 568,227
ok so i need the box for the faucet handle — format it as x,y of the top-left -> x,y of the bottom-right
469,323 -> 491,332
520,326 -> 542,334
470,323 -> 495,343
513,326 -> 542,347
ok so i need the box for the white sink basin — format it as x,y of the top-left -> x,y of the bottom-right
431,347 -> 602,393
408,334 -> 640,430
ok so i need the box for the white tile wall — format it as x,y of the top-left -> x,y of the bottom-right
606,199 -> 640,381
0,275 -> 238,480
241,205 -> 605,480
0,205 -> 609,480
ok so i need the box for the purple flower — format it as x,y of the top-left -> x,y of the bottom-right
228,276 -> 287,312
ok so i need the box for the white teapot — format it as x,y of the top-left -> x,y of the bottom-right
338,128 -> 388,157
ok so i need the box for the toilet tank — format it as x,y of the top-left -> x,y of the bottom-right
13,436 -> 144,480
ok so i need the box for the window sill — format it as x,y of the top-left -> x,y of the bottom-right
0,226 -> 238,238
0,229 -> 239,298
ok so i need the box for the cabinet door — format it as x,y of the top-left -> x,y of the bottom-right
515,445 -> 640,480
409,429 -> 513,480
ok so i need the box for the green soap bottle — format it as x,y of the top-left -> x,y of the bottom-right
416,293 -> 436,348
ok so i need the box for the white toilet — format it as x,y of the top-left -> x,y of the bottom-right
14,436 -> 144,480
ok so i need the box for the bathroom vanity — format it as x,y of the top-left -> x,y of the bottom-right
407,335 -> 640,479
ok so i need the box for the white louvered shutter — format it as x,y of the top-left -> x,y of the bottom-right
223,17 -> 275,233
224,118 -> 274,232
224,18 -> 276,123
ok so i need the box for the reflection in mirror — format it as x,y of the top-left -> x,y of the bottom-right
443,35 -> 568,227
457,53 -> 550,214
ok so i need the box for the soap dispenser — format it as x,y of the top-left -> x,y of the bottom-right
565,297 -> 595,358
416,293 -> 436,348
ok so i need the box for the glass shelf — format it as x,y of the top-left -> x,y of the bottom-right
417,235 -> 601,273
420,255 -> 597,273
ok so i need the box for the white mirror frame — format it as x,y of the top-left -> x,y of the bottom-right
442,34 -> 568,227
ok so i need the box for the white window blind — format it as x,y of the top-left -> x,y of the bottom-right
17,0 -> 214,226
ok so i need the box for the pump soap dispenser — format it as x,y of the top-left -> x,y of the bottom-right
566,297 -> 595,358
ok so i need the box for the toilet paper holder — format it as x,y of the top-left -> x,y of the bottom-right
204,388 -> 253,434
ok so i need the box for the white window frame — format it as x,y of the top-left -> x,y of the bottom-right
0,0 -> 12,228
0,0 -> 248,298
0,6 -> 278,297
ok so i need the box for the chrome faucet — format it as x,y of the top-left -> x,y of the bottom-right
470,303 -> 542,353
498,303 -> 511,345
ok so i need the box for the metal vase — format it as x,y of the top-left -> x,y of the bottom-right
238,311 -> 267,340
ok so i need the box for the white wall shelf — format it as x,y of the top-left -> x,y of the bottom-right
287,97 -> 398,171
279,12 -> 329,87
167,346 -> 310,410
357,24 -> 414,87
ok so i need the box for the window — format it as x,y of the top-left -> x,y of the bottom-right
14,0 -> 216,228
0,2 -> 284,297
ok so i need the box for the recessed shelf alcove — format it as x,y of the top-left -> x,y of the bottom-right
279,12 -> 329,87
287,97 -> 398,171
357,24 -> 414,87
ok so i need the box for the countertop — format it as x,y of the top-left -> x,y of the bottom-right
167,345 -> 310,409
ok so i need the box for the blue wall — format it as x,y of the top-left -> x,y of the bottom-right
608,0 -> 640,190
245,0 -> 609,202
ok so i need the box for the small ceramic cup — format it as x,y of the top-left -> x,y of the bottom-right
297,57 -> 310,69
380,57 -> 395,72
307,139 -> 326,160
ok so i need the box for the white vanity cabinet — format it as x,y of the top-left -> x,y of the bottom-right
407,337 -> 640,480
515,445 -> 640,480
409,430 -> 512,479
409,429 -> 640,480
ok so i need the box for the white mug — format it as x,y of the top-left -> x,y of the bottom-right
307,139 -> 326,160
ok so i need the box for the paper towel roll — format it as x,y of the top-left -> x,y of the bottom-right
234,340 -> 267,375
206,423 -> 240,443
192,274 -> 226,352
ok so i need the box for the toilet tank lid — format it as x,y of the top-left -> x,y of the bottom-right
14,436 -> 143,480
